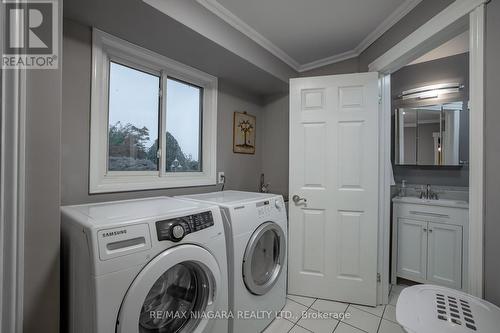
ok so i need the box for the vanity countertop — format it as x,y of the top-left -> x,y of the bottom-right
392,196 -> 469,209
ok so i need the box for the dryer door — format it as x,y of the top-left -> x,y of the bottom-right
242,221 -> 286,295
117,245 -> 222,333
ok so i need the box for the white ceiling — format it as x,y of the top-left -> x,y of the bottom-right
197,0 -> 423,71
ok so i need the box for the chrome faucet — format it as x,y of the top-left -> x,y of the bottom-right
260,173 -> 270,193
419,184 -> 439,200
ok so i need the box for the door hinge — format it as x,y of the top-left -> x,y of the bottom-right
378,96 -> 382,104
377,273 -> 381,283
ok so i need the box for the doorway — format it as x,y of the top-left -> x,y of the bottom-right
370,0 -> 486,305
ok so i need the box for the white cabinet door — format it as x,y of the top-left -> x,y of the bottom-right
427,222 -> 462,289
288,73 -> 379,306
397,218 -> 427,282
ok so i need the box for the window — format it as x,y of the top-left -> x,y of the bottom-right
108,62 -> 160,171
90,29 -> 217,193
165,78 -> 202,173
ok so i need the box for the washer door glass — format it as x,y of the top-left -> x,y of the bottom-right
243,222 -> 286,295
139,262 -> 209,333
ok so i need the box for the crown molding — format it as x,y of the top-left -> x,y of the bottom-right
197,0 -> 423,73
298,49 -> 359,72
196,0 -> 300,69
144,0 -> 296,82
354,0 -> 423,55
298,0 -> 423,72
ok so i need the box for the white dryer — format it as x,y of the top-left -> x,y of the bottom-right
61,197 -> 229,333
178,191 -> 287,333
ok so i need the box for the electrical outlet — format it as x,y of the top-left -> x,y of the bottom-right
218,172 -> 225,184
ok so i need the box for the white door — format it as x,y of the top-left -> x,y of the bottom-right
427,222 -> 462,289
397,218 -> 428,282
288,73 -> 379,306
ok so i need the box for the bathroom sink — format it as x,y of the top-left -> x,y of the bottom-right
392,196 -> 469,209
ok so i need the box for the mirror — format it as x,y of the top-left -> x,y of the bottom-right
395,101 -> 463,166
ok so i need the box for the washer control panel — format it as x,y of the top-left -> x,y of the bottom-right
156,211 -> 214,242
256,198 -> 282,217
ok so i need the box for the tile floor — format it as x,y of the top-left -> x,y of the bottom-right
263,285 -> 408,333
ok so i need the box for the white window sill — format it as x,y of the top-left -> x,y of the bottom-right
90,174 -> 217,193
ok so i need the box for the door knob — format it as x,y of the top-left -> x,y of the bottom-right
292,195 -> 307,204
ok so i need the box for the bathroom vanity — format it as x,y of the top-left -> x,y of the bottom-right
392,194 -> 469,290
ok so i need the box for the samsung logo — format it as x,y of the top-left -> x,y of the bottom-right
102,230 -> 127,238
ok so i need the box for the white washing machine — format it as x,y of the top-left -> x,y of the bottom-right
61,197 -> 229,333
178,191 -> 287,333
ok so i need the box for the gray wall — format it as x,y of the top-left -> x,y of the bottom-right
391,53 -> 470,187
484,0 -> 500,306
62,19 -> 265,205
391,53 -> 469,98
23,23 -> 62,333
261,93 -> 289,196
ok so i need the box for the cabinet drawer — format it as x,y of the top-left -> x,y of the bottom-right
394,202 -> 468,226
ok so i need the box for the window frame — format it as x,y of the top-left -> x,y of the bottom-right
90,29 -> 217,193
164,77 -> 204,173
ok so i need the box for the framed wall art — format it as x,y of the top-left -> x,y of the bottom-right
233,111 -> 256,154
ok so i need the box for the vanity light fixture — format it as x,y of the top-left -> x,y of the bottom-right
398,83 -> 464,101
